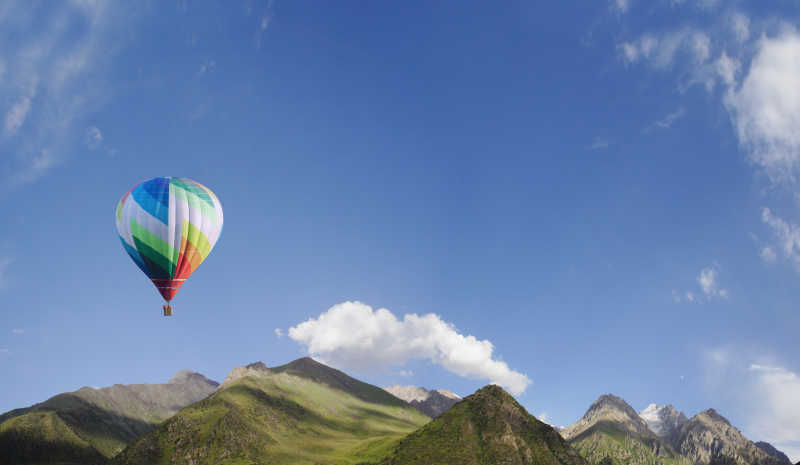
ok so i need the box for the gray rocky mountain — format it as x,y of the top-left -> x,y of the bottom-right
673,409 -> 787,465
755,442 -> 792,464
384,384 -> 461,417
0,370 -> 218,464
561,394 -> 686,465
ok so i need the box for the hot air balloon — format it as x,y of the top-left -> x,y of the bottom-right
116,177 -> 223,316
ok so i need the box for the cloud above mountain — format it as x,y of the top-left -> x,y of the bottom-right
287,301 -> 531,395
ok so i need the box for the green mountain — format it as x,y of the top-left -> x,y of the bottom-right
111,357 -> 430,465
561,394 -> 689,465
376,384 -> 588,465
0,370 -> 219,465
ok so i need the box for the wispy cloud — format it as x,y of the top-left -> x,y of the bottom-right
613,0 -> 630,14
85,126 -> 102,149
274,328 -> 283,338
760,207 -> 800,271
673,265 -> 727,302
11,328 -> 23,335
644,107 -> 686,133
0,1 -> 133,185
254,1 -> 274,50
588,138 -> 610,150
288,301 -> 532,395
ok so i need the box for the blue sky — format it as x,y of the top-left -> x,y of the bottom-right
1,0 -> 799,459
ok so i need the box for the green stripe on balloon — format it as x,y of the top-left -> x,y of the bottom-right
130,218 -> 177,275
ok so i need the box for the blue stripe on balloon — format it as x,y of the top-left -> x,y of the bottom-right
120,236 -> 151,277
131,178 -> 170,225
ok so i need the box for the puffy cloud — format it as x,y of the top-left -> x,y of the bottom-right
288,301 -> 532,395
725,29 -> 800,183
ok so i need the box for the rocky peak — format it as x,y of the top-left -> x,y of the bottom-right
168,370 -> 219,387
674,408 -> 784,465
562,394 -> 654,440
639,403 -> 688,437
218,362 -> 272,389
384,385 -> 462,417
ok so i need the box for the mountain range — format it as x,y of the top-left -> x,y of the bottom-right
0,369 -> 218,464
0,358 -> 794,465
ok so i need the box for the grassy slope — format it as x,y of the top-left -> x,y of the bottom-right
112,371 -> 430,465
377,385 -> 588,465
568,422 -> 691,465
0,410 -> 107,465
0,374 -> 217,464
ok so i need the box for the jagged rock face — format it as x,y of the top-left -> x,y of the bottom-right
639,403 -> 688,438
384,385 -> 461,417
217,361 -> 271,389
755,442 -> 792,465
674,409 -> 785,465
562,394 -> 686,465
562,394 -> 655,440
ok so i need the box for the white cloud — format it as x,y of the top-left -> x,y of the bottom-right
613,0 -> 630,14
690,32 -> 711,64
761,207 -> 800,270
274,328 -> 283,338
13,149 -> 55,185
11,328 -> 23,335
589,138 -> 610,150
645,107 -> 686,132
685,291 -> 695,302
0,1 -> 131,185
4,90 -> 35,136
748,365 -> 800,462
761,245 -> 777,263
698,266 -> 728,299
288,301 -> 532,395
85,126 -> 102,149
703,348 -> 800,462
725,29 -> 800,183
730,12 -> 750,43
715,51 -> 740,87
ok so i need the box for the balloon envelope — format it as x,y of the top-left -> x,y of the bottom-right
116,177 -> 223,302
